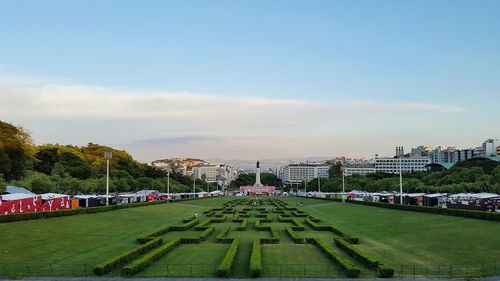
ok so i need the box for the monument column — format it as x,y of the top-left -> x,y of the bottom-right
254,161 -> 263,186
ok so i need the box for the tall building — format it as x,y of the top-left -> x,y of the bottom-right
343,163 -> 376,176
482,138 -> 500,157
277,163 -> 329,183
192,163 -> 218,183
375,149 -> 431,174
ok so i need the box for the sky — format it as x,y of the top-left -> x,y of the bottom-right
0,0 -> 499,162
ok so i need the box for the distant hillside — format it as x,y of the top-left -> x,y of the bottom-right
0,121 -> 204,194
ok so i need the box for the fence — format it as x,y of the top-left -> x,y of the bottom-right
0,262 -> 498,278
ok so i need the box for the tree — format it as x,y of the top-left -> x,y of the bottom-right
328,161 -> 343,178
34,147 -> 59,174
0,176 -> 6,193
0,121 -> 34,180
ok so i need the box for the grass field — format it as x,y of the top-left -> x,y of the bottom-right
1,196 -> 499,278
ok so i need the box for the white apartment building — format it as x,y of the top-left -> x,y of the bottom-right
192,164 -> 219,183
344,164 -> 376,176
192,163 -> 236,185
482,138 -> 500,157
375,156 -> 431,174
278,163 -> 329,183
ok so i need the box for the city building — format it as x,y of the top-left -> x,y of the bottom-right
375,148 -> 431,174
343,163 -> 376,176
192,163 -> 219,183
277,162 -> 329,183
482,138 -> 500,157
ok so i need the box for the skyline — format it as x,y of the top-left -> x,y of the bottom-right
1,0 -> 499,162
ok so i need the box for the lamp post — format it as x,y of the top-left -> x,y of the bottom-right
104,151 -> 113,206
317,176 -> 321,193
193,176 -> 196,198
342,167 -> 345,203
166,166 -> 172,203
399,156 -> 403,205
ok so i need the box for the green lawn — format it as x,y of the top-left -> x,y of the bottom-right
0,196 -> 499,278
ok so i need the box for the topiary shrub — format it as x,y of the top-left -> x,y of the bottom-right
250,239 -> 262,277
378,265 -> 395,278
216,238 -> 240,277
94,237 -> 162,276
122,238 -> 181,276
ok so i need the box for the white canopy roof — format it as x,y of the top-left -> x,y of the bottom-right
1,193 -> 36,201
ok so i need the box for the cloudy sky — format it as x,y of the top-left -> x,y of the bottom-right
1,0 -> 499,162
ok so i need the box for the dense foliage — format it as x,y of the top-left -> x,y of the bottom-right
0,121 -> 204,194
229,172 -> 282,189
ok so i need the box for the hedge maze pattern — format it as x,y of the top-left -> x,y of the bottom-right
93,198 -> 394,278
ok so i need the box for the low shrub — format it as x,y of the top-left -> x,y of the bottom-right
255,219 -> 271,231
309,215 -> 321,222
250,239 -> 262,277
216,238 -> 240,277
171,218 -> 199,230
198,226 -> 215,241
286,227 -> 306,244
180,237 -> 201,244
313,238 -> 360,278
278,215 -> 292,222
237,218 -> 248,231
194,219 -> 211,230
94,237 -> 162,276
304,218 -> 331,231
334,238 -> 379,269
182,215 -> 196,223
216,226 -> 231,242
121,238 -> 181,276
141,226 -> 171,237
342,237 -> 359,244
210,215 -> 227,223
378,265 -> 395,278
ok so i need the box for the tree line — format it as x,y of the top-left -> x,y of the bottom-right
0,121 -> 206,195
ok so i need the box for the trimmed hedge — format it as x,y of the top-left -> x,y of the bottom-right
260,227 -> 279,244
304,218 -> 331,231
292,210 -> 308,217
286,227 -> 306,244
137,226 -> 171,242
278,215 -> 292,222
171,218 -> 199,230
309,215 -> 321,222
198,226 -> 215,241
216,238 -> 240,277
94,237 -> 163,276
194,219 -> 211,230
122,238 -> 181,276
255,219 -> 271,231
216,226 -> 231,242
334,238 -> 379,270
237,218 -> 248,231
378,265 -> 395,278
313,238 -> 360,278
250,239 -> 262,277
342,237 -> 359,244
292,218 -> 305,230
210,215 -> 227,223
183,215 -> 196,223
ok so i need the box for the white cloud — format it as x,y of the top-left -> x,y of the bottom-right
0,73 -> 466,160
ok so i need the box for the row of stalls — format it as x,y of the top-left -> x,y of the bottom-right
340,190 -> 500,212
0,187 -> 73,215
1,186 -> 223,216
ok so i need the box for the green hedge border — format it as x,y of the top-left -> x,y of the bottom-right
250,239 -> 262,277
216,238 -> 240,277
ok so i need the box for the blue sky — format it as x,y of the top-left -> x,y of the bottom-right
0,0 -> 499,161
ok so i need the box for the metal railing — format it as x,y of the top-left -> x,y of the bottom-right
0,262 -> 498,278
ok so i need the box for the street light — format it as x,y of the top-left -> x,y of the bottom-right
166,166 -> 172,203
104,151 -> 113,206
399,155 -> 403,205
342,166 -> 345,203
